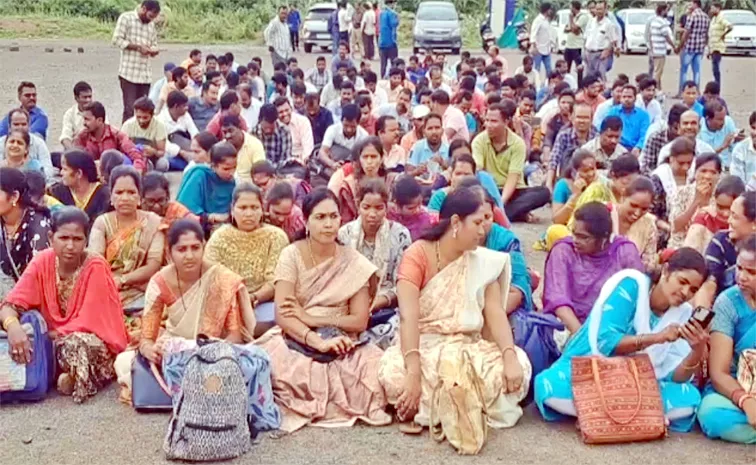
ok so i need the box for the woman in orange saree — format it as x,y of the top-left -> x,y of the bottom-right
338,137 -> 394,224
256,188 -> 391,432
114,219 -> 256,401
0,207 -> 127,403
88,167 -> 164,327
378,188 -> 531,433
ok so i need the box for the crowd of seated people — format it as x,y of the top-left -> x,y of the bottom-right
1,36 -> 754,448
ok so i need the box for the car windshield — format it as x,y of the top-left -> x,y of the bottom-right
417,5 -> 458,21
626,11 -> 654,25
722,12 -> 756,25
307,8 -> 335,20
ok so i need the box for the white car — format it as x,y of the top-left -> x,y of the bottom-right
721,9 -> 756,56
302,3 -> 337,54
617,9 -> 657,54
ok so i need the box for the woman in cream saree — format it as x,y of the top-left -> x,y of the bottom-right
379,188 -> 532,432
257,188 -> 390,432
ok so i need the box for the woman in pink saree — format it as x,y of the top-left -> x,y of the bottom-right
379,188 -> 532,433
256,188 -> 390,432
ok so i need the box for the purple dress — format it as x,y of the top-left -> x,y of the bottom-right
542,236 -> 643,323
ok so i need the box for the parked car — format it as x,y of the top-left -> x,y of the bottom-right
413,1 -> 463,55
302,2 -> 337,54
721,9 -> 756,56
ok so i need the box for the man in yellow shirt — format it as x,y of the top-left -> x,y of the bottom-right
708,1 -> 732,87
472,100 -> 550,222
221,114 -> 265,184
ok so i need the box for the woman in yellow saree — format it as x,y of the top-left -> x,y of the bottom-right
88,166 -> 164,319
114,219 -> 256,400
256,188 -> 391,432
379,188 -> 532,433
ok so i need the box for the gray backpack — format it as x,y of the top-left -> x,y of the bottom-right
163,341 -> 251,462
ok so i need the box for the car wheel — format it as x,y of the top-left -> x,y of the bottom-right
304,43 -> 313,53
320,46 -> 329,52
451,48 -> 460,55
413,47 -> 419,54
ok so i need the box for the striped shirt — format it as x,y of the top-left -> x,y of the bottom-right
647,15 -> 672,56
264,18 -> 292,59
112,9 -> 158,84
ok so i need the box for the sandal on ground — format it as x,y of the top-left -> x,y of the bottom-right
57,373 -> 74,396
399,421 -> 423,435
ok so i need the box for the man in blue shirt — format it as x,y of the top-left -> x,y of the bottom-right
378,0 -> 400,79
0,81 -> 48,140
605,85 -> 649,155
287,4 -> 302,52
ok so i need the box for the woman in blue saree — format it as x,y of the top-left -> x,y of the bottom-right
535,247 -> 711,432
176,141 -> 236,228
698,234 -> 756,444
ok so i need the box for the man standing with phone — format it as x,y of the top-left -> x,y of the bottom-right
112,0 -> 161,124
564,1 -> 589,87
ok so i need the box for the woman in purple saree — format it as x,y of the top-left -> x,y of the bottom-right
542,202 -> 644,336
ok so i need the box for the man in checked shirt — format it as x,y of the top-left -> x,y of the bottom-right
112,0 -> 161,123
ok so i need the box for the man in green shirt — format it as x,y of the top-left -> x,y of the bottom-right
472,100 -> 550,222
564,1 -> 589,85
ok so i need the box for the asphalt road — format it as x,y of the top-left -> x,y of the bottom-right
0,39 -> 755,465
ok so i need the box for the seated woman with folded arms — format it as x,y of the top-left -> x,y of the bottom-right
698,234 -> 756,444
205,183 -> 289,337
536,248 -> 710,432
0,207 -> 127,403
264,181 -> 306,242
684,175 -> 745,254
114,219 -> 256,400
543,202 -> 643,335
256,188 -> 391,432
379,188 -> 531,433
176,141 -> 237,228
338,179 -> 412,348
88,166 -> 164,319
49,149 -> 110,224
696,191 -> 756,309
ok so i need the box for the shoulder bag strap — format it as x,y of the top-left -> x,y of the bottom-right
592,357 -> 642,425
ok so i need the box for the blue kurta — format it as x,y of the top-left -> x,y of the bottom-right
534,276 -> 702,432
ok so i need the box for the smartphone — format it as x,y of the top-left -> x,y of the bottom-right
689,306 -> 715,328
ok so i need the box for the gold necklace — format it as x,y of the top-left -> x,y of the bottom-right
307,238 -> 334,267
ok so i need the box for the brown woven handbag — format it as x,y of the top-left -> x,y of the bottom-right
571,354 -> 666,444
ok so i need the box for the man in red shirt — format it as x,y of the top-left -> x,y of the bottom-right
74,101 -> 145,171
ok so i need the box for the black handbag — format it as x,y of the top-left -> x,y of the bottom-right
284,327 -> 368,363
131,353 -> 172,412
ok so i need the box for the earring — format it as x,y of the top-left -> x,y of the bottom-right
305,227 -> 310,237
11,201 -> 16,207
453,227 -> 458,239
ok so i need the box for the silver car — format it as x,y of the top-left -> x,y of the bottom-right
413,1 -> 463,55
721,9 -> 756,56
302,2 -> 337,54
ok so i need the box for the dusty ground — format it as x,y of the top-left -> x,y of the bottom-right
0,39 -> 755,465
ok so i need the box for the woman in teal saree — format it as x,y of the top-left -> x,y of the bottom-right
698,234 -> 756,444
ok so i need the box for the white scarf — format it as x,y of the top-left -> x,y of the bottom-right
348,217 -> 392,290
587,269 -> 692,380
651,163 -> 677,207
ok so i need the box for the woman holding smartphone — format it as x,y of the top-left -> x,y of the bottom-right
698,234 -> 756,444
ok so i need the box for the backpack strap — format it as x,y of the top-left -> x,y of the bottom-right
151,362 -> 171,396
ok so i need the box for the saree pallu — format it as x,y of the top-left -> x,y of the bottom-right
379,247 -> 532,429
684,209 -> 729,255
698,286 -> 756,444
114,264 -> 249,397
92,211 -> 163,308
256,244 -> 390,432
338,174 -> 394,225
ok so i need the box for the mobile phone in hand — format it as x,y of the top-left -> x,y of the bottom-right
689,306 -> 715,328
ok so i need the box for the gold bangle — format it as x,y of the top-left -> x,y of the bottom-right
2,316 -> 19,331
303,329 -> 312,345
635,334 -> 643,352
683,359 -> 700,370
403,348 -> 420,359
738,394 -> 755,410
502,346 -> 517,359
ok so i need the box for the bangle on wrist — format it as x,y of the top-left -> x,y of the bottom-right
738,394 -> 755,410
403,348 -> 420,359
731,388 -> 746,407
2,315 -> 19,331
303,329 -> 312,346
502,346 -> 517,359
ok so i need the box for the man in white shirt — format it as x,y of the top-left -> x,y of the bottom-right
583,0 -> 619,80
238,84 -> 262,130
156,90 -> 199,169
363,70 -> 388,109
636,77 -> 663,125
361,1 -> 376,60
645,3 -> 674,90
319,103 -> 369,171
264,5 -> 292,66
428,66 -> 453,96
60,81 -> 93,150
275,97 -> 314,162
337,1 -> 354,44
430,90 -> 469,143
529,3 -> 556,77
